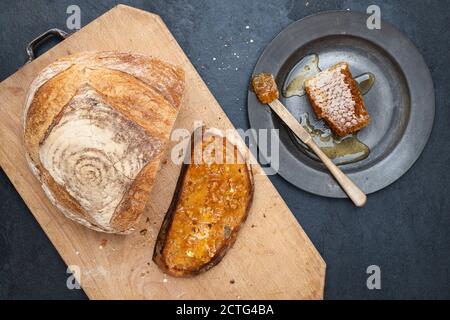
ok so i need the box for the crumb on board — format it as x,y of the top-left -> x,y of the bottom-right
99,239 -> 107,249
140,229 -> 148,236
230,279 -> 235,284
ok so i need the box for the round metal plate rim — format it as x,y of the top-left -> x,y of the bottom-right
247,11 -> 435,198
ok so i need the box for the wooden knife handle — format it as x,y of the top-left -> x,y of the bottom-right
268,99 -> 367,207
306,140 -> 367,207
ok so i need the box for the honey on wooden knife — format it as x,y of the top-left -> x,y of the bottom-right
252,59 -> 374,165
251,72 -> 367,207
251,73 -> 279,104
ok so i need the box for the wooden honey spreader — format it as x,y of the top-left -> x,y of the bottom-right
252,73 -> 367,207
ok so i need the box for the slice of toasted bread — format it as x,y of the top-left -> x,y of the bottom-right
153,128 -> 254,277
304,62 -> 370,137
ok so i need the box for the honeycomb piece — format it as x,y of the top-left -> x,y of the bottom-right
304,62 -> 370,137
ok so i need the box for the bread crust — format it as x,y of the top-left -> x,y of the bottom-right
23,52 -> 185,234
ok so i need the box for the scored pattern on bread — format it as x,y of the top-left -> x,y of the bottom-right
23,52 -> 185,233
39,85 -> 161,228
304,62 -> 370,137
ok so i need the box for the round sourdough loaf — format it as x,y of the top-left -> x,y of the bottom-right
23,51 -> 184,234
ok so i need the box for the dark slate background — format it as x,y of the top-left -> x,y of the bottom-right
0,0 -> 449,300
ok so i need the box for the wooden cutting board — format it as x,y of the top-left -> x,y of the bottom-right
0,5 -> 325,299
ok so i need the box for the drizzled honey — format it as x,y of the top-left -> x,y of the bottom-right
292,113 -> 369,165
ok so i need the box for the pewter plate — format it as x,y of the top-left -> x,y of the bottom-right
247,11 -> 435,198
